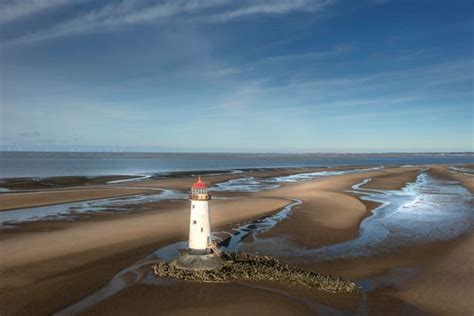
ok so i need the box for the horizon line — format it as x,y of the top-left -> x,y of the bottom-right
1,150 -> 473,155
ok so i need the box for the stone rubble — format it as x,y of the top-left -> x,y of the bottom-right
153,252 -> 359,294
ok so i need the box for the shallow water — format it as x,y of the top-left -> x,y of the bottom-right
0,189 -> 188,229
218,199 -> 302,251
105,175 -> 152,184
210,176 -> 280,192
244,172 -> 474,260
318,172 -> 473,259
266,166 -> 384,183
449,165 -> 474,176
210,166 -> 384,192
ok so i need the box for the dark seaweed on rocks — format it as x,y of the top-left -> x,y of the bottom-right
153,252 -> 359,294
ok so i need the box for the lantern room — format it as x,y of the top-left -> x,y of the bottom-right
190,177 -> 211,201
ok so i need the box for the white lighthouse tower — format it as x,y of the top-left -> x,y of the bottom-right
170,177 -> 223,270
188,177 -> 211,254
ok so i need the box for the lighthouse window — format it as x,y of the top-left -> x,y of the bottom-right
200,227 -> 203,232
192,204 -> 195,209
193,220 -> 197,224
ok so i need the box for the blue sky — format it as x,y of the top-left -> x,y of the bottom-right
0,0 -> 473,153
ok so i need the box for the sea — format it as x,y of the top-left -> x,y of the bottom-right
0,151 -> 472,179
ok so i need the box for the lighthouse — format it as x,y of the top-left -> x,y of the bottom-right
188,177 -> 211,254
170,177 -> 223,270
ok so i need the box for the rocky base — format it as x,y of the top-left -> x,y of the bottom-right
169,253 -> 223,270
154,252 -> 359,294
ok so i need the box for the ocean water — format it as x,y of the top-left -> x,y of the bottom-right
0,151 -> 472,179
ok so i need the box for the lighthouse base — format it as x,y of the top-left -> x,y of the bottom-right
170,252 -> 223,271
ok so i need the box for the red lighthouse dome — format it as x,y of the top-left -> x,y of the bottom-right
192,177 -> 207,189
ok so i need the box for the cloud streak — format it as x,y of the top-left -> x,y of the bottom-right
5,0 -> 220,44
3,0 -> 336,45
208,0 -> 336,22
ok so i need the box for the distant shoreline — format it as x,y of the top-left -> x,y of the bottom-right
1,152 -> 473,180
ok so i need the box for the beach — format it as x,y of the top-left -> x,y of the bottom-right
3,0 -> 473,314
0,164 -> 473,315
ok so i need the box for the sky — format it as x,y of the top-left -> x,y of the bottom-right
0,0 -> 473,153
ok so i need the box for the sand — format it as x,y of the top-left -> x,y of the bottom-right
396,233 -> 474,315
0,197 -> 289,270
284,165 -> 474,315
394,167 -> 474,315
362,167 -> 420,190
83,283 -> 318,316
0,197 -> 289,315
257,167 -> 420,248
430,165 -> 474,192
0,165 -> 472,315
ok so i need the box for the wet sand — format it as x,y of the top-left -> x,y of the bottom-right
257,167 -> 420,248
0,165 -> 472,315
430,164 -> 474,192
0,197 -> 289,315
396,233 -> 474,315
0,172 -> 246,211
395,167 -> 474,315
82,282 -> 358,316
263,166 -> 474,315
88,283 -> 319,316
362,167 -> 420,190
0,187 -> 162,211
0,168 -> 328,211
0,175 -> 137,190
